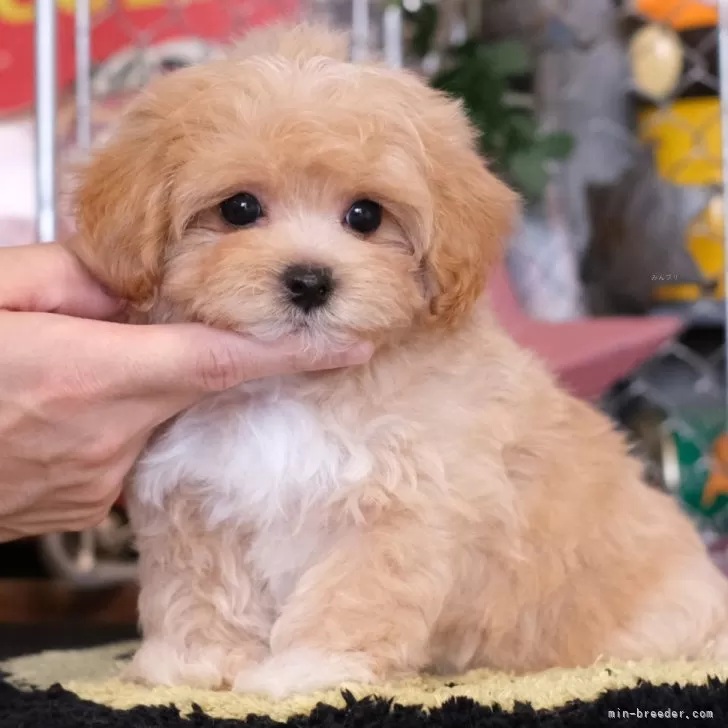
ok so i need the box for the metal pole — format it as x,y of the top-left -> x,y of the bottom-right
382,3 -> 403,69
34,0 -> 58,243
719,0 -> 728,420
75,0 -> 93,153
351,0 -> 370,62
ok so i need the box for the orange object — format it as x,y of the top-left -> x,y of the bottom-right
637,0 -> 717,30
702,433 -> 728,507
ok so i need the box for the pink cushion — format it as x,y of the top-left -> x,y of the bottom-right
488,264 -> 683,400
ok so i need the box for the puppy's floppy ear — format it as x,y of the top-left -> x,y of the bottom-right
422,107 -> 520,326
68,94 -> 173,305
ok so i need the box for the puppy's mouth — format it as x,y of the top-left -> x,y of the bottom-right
290,318 -> 313,333
286,306 -> 335,336
232,301 -> 353,350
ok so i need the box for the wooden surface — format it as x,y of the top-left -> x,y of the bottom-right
0,580 -> 138,624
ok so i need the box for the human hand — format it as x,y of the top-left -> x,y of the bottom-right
0,244 -> 372,542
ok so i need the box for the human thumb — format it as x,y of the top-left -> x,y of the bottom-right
111,322 -> 374,401
0,244 -> 123,319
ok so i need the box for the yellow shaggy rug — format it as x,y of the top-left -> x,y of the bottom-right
1,641 -> 727,726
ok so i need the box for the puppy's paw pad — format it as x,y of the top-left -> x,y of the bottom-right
233,647 -> 374,697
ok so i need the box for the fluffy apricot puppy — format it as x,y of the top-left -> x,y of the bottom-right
68,23 -> 728,697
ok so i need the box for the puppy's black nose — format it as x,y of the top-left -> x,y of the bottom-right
282,264 -> 334,312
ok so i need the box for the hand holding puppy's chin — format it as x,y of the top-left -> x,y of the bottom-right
211,334 -> 375,384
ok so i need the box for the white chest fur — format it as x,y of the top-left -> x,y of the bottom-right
132,379 -> 430,606
134,379 -> 377,530
133,379 -> 383,608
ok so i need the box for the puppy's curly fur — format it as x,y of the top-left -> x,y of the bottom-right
69,24 -> 728,697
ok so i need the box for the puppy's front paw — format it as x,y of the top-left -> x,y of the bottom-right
125,640 -> 259,690
233,647 -> 375,698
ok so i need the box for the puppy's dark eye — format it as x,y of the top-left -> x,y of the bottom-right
220,193 -> 264,227
344,199 -> 382,234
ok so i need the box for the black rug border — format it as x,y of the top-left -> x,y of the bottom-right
1,673 -> 728,727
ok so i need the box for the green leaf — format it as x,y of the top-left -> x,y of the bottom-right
534,131 -> 575,160
509,113 -> 538,142
450,39 -> 481,60
405,2 -> 439,58
510,150 -> 550,200
431,68 -> 465,94
479,40 -> 532,78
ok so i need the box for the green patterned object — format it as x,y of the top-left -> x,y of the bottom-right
661,410 -> 728,532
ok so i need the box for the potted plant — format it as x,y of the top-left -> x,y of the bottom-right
403,1 -> 574,202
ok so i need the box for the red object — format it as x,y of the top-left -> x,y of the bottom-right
0,0 -> 297,115
488,264 -> 683,401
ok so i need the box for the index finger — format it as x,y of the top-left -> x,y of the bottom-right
104,322 -> 373,399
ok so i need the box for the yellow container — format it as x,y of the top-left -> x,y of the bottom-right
652,221 -> 724,302
638,98 -> 724,302
638,98 -> 721,186
687,197 -> 725,299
